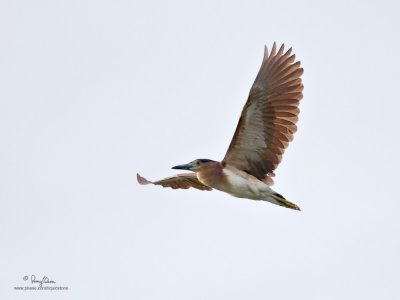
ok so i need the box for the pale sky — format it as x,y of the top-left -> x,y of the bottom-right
1,0 -> 400,299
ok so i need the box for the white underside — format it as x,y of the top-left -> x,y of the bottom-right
221,168 -> 279,204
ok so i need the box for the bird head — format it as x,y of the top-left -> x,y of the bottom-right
172,159 -> 216,172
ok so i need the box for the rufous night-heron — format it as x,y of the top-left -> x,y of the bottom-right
137,43 -> 304,210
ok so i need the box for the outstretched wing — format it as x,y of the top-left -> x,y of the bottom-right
223,43 -> 303,184
137,173 -> 212,191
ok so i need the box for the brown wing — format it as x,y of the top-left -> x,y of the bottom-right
137,173 -> 212,191
223,43 -> 303,183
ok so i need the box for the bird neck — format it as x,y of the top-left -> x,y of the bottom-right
196,162 -> 225,188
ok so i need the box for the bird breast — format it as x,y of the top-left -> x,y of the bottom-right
197,165 -> 271,200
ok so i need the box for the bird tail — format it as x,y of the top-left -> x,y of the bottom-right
271,192 -> 301,211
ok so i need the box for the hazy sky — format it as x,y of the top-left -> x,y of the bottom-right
1,0 -> 400,299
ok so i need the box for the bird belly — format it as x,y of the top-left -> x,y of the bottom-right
219,168 -> 273,200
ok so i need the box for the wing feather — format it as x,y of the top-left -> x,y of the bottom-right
137,173 -> 212,191
223,43 -> 304,183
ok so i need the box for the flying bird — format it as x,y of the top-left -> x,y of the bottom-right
137,43 -> 304,210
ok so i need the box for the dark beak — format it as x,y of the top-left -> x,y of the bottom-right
171,163 -> 192,170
